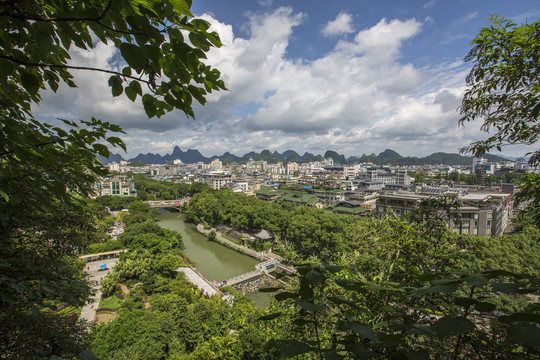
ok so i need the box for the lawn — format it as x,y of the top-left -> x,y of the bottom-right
99,294 -> 123,309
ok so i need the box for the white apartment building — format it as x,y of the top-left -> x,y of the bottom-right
287,162 -> 299,175
209,158 -> 223,171
202,172 -> 233,190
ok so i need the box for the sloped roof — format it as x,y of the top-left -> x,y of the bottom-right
280,191 -> 320,206
255,229 -> 274,240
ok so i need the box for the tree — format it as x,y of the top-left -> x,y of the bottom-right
1,0 -> 225,357
459,15 -> 540,164
1,0 -> 226,225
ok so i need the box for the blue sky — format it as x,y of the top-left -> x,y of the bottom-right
36,0 -> 540,159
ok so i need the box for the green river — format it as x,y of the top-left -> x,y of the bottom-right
156,211 -> 271,308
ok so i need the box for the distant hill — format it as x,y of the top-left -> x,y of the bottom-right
101,147 -> 515,167
324,150 -> 347,165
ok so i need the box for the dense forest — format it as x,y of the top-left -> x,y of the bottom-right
74,188 -> 540,359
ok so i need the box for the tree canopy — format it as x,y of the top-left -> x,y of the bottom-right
0,0 -> 226,357
459,15 -> 540,163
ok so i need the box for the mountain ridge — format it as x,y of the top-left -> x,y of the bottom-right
101,148 -> 512,166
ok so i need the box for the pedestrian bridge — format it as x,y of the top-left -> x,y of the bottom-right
144,199 -> 189,210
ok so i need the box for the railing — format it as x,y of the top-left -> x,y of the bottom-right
225,269 -> 263,287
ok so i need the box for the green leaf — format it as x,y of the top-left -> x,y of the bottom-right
20,70 -> 40,95
295,300 -> 325,312
0,191 -> 9,203
508,324 -> 540,351
345,344 -> 373,359
258,312 -> 282,321
170,0 -> 193,16
335,279 -> 365,292
119,43 -> 147,71
305,269 -> 325,285
431,317 -> 475,337
275,339 -> 311,358
122,67 -> 132,76
130,80 -> 143,95
125,86 -> 137,102
463,272 -> 488,287
349,322 -> 377,342
499,313 -> 540,324
108,76 -> 123,97
492,282 -> 521,293
142,94 -> 157,118
274,291 -> 298,301
474,302 -> 497,312
92,144 -> 110,158
409,283 -> 459,297
188,32 -> 210,51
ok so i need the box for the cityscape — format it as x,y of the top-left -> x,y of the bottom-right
2,0 -> 540,359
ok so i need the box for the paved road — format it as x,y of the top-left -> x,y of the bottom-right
79,258 -> 119,323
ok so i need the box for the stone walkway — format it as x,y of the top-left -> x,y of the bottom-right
79,258 -> 119,323
176,267 -> 219,297
196,224 -> 275,261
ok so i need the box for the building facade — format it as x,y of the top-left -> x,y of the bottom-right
94,176 -> 136,197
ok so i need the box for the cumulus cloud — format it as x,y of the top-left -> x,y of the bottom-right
321,12 -> 355,36
34,6 -> 487,158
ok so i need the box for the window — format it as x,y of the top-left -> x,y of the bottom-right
112,181 -> 120,195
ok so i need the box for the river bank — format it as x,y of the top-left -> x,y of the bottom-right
155,211 -> 272,307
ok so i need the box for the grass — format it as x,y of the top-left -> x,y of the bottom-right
99,294 -> 124,309
222,234 -> 242,245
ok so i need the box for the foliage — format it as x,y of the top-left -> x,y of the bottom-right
0,311 -> 89,359
1,0 -> 226,122
134,175 -> 211,200
261,264 -> 540,359
515,173 -> 540,226
119,220 -> 184,255
1,0 -> 226,356
95,195 -> 137,211
459,15 -> 540,163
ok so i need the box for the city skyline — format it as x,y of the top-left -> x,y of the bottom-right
34,0 -> 540,158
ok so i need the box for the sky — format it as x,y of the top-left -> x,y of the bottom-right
35,0 -> 540,159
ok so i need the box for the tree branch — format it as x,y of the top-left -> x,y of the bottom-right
0,0 -> 114,22
0,53 -> 154,89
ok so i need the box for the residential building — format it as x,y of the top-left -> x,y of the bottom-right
209,158 -> 222,171
308,188 -> 346,206
94,176 -> 136,197
202,172 -> 232,190
376,191 -> 512,236
287,162 -> 299,175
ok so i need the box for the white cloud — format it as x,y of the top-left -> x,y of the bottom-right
454,11 -> 479,27
336,18 -> 422,64
321,12 -> 355,36
423,1 -> 437,9
35,7 -> 513,158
